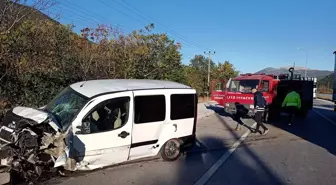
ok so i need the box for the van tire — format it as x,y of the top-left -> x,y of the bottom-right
161,139 -> 181,161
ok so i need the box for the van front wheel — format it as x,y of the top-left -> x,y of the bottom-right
161,139 -> 181,161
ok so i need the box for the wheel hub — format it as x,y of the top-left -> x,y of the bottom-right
165,141 -> 179,158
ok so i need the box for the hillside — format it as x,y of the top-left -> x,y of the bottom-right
319,73 -> 333,85
256,67 -> 333,79
0,0 -> 58,26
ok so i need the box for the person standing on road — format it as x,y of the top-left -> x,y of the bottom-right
252,88 -> 269,135
281,88 -> 301,126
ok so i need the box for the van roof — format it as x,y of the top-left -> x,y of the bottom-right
70,79 -> 192,98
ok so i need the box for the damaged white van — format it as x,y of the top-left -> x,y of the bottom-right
0,79 -> 197,182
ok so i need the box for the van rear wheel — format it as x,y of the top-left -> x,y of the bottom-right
161,139 -> 181,161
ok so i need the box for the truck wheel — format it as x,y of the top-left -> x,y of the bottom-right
161,139 -> 181,161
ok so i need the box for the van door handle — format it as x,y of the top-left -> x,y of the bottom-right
173,124 -> 177,132
118,131 -> 130,138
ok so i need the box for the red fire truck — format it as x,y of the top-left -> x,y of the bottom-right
211,67 -> 314,122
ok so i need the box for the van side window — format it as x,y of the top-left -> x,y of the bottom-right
134,95 -> 166,124
171,94 -> 195,120
261,80 -> 269,92
82,97 -> 130,134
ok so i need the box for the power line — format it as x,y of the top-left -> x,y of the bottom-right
98,0 -> 148,27
61,0 -> 131,32
110,0 -> 153,24
57,5 -> 101,24
99,0 -> 208,50
50,8 -> 93,26
62,0 -> 107,22
52,1 -> 209,51
117,0 -> 209,50
53,1 -> 132,32
51,7 -> 97,26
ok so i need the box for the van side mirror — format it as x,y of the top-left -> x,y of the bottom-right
75,122 -> 91,134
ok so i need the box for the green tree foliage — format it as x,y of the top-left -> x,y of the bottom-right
212,61 -> 239,81
0,18 -> 187,118
0,3 -> 239,120
185,55 -> 239,95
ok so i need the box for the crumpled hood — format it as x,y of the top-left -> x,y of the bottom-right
13,107 -> 49,123
10,106 -> 61,132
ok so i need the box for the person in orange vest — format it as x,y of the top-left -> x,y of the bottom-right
282,87 -> 301,126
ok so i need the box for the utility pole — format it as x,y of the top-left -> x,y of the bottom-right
304,51 -> 308,78
297,47 -> 308,78
204,50 -> 216,99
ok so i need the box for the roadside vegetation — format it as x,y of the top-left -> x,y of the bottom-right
0,0 -> 239,119
317,73 -> 333,94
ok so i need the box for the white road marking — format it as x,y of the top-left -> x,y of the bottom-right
316,98 -> 334,104
313,106 -> 333,111
194,122 -> 257,185
312,109 -> 336,126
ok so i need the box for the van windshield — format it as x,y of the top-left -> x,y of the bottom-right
44,87 -> 88,131
229,80 -> 260,93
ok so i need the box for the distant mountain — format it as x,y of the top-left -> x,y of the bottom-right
255,67 -> 333,79
0,0 -> 58,24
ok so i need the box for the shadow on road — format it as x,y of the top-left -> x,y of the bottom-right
206,101 -> 336,158
40,104 -> 287,185
205,103 -> 255,132
173,104 -> 286,185
266,107 -> 336,156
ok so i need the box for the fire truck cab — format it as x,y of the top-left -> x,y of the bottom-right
211,68 -> 314,122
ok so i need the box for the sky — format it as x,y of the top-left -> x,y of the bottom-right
36,0 -> 336,73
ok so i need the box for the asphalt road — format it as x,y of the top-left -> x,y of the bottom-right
7,99 -> 336,185
207,99 -> 336,185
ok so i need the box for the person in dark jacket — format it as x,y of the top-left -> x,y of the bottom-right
252,88 -> 269,135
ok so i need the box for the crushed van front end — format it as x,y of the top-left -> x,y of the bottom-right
0,107 -> 70,183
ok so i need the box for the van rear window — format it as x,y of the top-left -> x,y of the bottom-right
134,95 -> 166,123
170,94 -> 195,120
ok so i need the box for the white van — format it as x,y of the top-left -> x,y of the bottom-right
0,79 -> 197,180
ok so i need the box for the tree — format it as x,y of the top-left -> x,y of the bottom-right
0,1 -> 241,121
186,54 -> 217,95
185,56 -> 239,95
0,0 -> 56,83
0,0 -> 55,35
212,61 -> 239,81
184,65 -> 205,94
